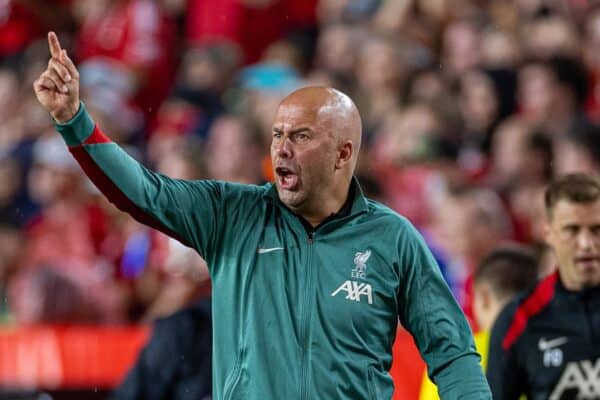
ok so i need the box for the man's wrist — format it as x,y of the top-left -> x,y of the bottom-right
54,101 -> 95,146
52,102 -> 80,124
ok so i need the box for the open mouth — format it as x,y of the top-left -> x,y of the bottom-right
574,256 -> 600,272
275,167 -> 299,190
575,256 -> 599,264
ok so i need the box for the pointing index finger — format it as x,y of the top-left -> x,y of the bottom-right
48,31 -> 63,60
61,50 -> 78,80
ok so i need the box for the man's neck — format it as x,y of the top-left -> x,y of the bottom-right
296,182 -> 355,229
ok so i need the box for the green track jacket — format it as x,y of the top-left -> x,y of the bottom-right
55,103 -> 491,399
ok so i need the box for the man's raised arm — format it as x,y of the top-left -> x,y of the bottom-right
33,32 -> 219,255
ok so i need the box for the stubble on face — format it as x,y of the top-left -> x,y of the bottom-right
546,200 -> 600,290
270,87 -> 362,224
271,102 -> 337,210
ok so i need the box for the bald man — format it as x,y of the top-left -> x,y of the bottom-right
34,32 -> 491,399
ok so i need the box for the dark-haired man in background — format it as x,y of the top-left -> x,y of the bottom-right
487,173 -> 600,399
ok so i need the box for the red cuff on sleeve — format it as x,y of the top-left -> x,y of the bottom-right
83,126 -> 112,145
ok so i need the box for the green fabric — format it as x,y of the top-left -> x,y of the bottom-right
55,105 -> 491,400
54,101 -> 94,146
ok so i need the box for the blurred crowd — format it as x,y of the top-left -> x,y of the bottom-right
1,0 -> 600,327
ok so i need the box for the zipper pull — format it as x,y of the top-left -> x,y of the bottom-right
308,232 -> 314,244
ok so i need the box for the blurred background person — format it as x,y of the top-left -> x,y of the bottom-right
420,243 -> 540,400
111,298 -> 212,400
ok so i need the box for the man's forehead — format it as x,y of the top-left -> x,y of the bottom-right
273,102 -> 324,126
551,199 -> 600,223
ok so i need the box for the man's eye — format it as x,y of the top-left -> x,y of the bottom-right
273,132 -> 282,139
296,133 -> 309,141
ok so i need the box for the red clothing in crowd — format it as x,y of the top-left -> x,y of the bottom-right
0,0 -> 72,56
11,199 -> 125,324
77,0 -> 176,118
0,0 -> 42,56
585,72 -> 600,122
374,165 -> 439,230
187,0 -> 317,64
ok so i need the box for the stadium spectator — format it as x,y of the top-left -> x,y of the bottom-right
204,115 -> 264,184
554,120 -> 600,176
186,0 -> 317,64
0,0 -> 72,65
74,0 -> 177,126
354,33 -> 407,133
427,186 -> 514,317
0,220 -> 21,323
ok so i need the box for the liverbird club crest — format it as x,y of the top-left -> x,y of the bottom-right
331,250 -> 374,304
351,250 -> 371,279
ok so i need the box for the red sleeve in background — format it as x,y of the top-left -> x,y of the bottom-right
0,0 -> 75,57
126,0 -> 177,117
77,0 -> 176,120
0,1 -> 42,56
187,0 -> 317,64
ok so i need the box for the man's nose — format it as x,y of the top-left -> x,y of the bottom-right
275,138 -> 293,158
577,230 -> 595,250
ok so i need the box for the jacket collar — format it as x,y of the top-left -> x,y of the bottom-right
264,176 -> 369,229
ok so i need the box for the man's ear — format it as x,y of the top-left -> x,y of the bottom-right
335,141 -> 353,169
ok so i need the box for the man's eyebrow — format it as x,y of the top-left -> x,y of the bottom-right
561,223 -> 579,229
272,127 -> 312,133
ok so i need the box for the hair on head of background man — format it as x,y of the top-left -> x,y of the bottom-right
474,243 -> 540,302
544,173 -> 600,218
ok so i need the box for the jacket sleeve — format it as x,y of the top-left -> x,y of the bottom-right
54,102 -> 221,257
397,222 -> 491,400
486,301 -> 526,399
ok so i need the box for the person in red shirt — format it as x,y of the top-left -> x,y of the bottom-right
0,0 -> 71,60
75,0 -> 176,124
186,0 -> 317,64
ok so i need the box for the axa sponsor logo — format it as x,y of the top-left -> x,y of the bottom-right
331,281 -> 373,304
550,358 -> 600,400
331,250 -> 373,304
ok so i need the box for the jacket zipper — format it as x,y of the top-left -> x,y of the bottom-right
583,292 -> 596,342
299,231 -> 315,400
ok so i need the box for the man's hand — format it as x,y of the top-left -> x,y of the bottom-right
33,32 -> 80,123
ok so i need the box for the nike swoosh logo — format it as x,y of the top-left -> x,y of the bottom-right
538,336 -> 569,351
257,247 -> 284,254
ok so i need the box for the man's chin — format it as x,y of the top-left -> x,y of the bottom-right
276,187 -> 304,209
